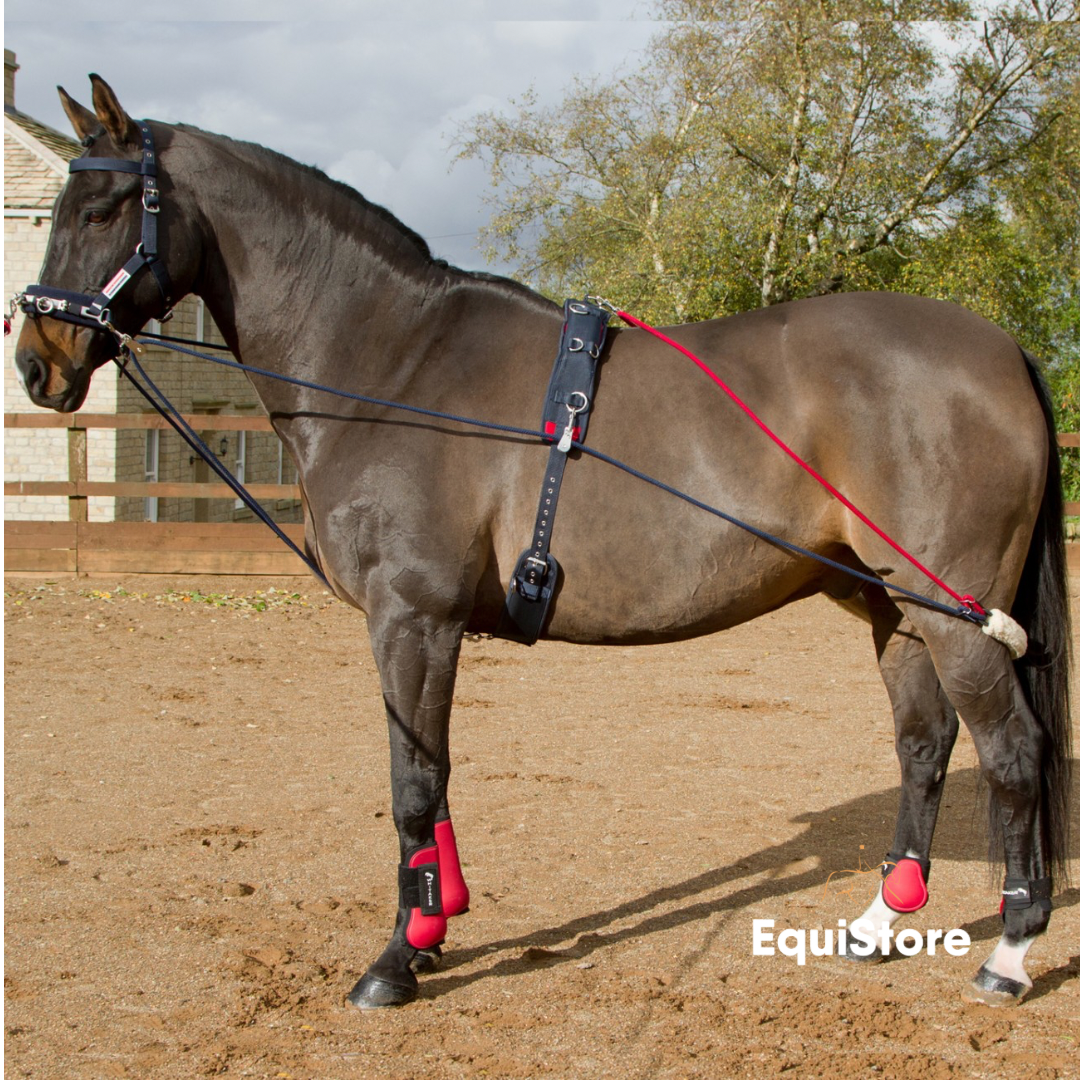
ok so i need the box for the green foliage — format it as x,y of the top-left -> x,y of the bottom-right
460,0 -> 1080,486
892,209 -> 1062,354
461,1 -> 1077,319
1047,358 -> 1080,503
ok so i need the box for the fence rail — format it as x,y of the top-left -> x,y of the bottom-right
5,413 -> 1080,576
5,412 -> 305,575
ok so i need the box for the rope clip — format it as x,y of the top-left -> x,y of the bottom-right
957,595 -> 988,622
116,332 -> 147,360
583,295 -> 621,316
557,392 -> 588,453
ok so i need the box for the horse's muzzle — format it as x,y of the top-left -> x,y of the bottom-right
15,319 -> 101,412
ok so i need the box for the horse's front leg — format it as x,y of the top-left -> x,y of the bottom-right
348,611 -> 470,1009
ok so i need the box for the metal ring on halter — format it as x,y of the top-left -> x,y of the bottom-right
568,302 -> 589,314
567,337 -> 585,352
568,391 -> 589,414
35,296 -> 59,315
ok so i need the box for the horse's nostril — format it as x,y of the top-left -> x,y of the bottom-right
18,354 -> 49,399
26,356 -> 47,395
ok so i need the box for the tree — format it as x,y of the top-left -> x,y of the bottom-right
459,0 -> 1079,324
1004,56 -> 1080,358
1001,59 -> 1080,494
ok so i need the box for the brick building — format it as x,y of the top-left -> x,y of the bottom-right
4,50 -> 299,527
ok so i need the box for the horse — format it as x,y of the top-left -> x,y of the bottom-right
14,75 -> 1072,1010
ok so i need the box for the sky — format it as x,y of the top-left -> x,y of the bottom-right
4,2 -> 660,275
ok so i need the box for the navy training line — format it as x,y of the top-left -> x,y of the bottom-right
114,351 -> 329,586
126,334 -> 986,626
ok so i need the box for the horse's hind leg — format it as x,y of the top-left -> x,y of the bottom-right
347,613 -> 471,1009
909,609 -> 1053,1005
844,589 -> 960,957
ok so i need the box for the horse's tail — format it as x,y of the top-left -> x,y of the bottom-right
1003,348 -> 1073,884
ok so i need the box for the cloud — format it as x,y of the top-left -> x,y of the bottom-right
5,15 -> 657,274
6,0 -> 653,19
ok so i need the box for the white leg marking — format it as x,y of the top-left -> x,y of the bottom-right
983,935 -> 1035,988
855,885 -> 905,942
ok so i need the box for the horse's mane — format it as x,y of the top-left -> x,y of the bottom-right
176,123 -> 554,310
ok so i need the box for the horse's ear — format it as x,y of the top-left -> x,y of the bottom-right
88,74 -> 139,148
58,86 -> 101,143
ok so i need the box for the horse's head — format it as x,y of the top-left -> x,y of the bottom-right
14,76 -> 196,412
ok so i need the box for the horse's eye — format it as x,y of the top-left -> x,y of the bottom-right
85,209 -> 109,226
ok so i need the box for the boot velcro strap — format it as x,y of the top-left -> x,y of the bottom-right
399,861 -> 442,916
882,851 -> 931,882
1001,876 -> 1052,913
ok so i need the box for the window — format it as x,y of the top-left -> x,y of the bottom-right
144,428 -> 160,522
233,430 -> 247,510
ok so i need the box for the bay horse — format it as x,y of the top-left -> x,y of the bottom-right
14,76 -> 1072,1009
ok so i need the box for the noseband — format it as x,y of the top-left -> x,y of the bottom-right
13,121 -> 174,341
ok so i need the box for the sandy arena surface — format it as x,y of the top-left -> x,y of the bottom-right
4,574 -> 1079,1078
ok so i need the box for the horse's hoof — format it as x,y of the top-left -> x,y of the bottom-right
961,965 -> 1029,1008
410,945 -> 443,974
347,971 -> 418,1009
837,940 -> 884,964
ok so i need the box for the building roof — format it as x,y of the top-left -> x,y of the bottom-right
4,105 -> 80,211
6,105 -> 80,163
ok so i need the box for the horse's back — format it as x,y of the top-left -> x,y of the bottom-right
538,292 -> 1047,639
609,292 -> 1047,515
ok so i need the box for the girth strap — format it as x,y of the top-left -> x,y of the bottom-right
496,299 -> 610,644
518,449 -> 569,602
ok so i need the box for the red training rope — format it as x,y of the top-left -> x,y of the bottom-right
616,308 -> 985,616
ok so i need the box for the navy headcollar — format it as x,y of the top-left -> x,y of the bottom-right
16,120 -> 174,335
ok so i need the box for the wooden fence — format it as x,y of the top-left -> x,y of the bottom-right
5,414 -> 1080,577
5,413 -> 305,575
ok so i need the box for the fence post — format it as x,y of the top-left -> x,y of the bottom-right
67,424 -> 88,574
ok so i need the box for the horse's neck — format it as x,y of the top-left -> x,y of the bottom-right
188,138 -> 448,404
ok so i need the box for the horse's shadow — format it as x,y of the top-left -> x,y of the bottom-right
421,764 -> 1080,996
